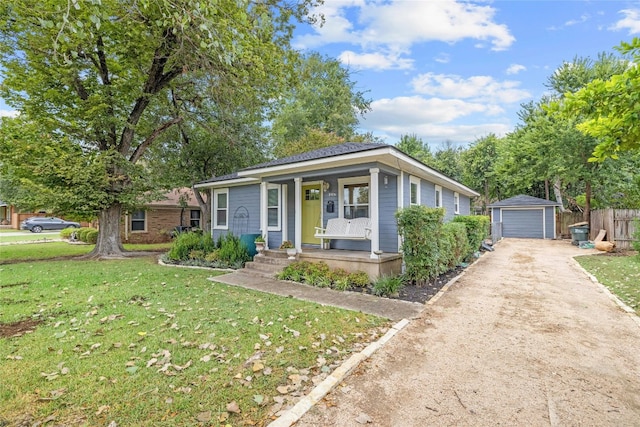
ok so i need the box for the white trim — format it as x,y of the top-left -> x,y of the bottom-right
130,210 -> 147,233
235,146 -> 480,197
194,177 -> 258,189
435,185 -> 442,208
398,171 -> 403,252
282,184 -> 288,242
338,175 -> 370,219
267,183 -> 281,232
454,192 -> 460,214
369,168 -> 380,259
294,178 -> 302,253
409,175 -> 420,206
213,188 -> 229,230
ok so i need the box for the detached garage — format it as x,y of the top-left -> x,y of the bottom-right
489,195 -> 560,239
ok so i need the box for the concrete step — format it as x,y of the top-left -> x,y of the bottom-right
244,261 -> 285,275
251,255 -> 294,266
262,249 -> 293,259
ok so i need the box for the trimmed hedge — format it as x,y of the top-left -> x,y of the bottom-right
452,215 -> 490,252
396,207 -> 486,285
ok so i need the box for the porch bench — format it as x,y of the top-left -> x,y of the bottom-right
314,218 -> 371,246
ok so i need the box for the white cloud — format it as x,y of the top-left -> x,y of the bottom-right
610,9 -> 640,34
294,0 -> 516,66
0,109 -> 19,118
366,96 -> 502,126
410,72 -> 531,104
338,50 -> 413,71
565,14 -> 590,27
506,64 -> 526,75
434,53 -> 451,64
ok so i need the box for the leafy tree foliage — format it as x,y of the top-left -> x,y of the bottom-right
0,0 -> 318,256
554,38 -> 640,160
271,52 -> 371,158
460,134 -> 501,213
396,134 -> 434,164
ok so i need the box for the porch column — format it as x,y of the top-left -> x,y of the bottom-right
282,184 -> 288,242
260,181 -> 268,249
294,178 -> 302,253
369,168 -> 380,259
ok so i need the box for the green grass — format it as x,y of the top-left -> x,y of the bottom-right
0,257 -> 388,426
0,242 -> 171,262
0,231 -> 61,243
576,254 -> 640,314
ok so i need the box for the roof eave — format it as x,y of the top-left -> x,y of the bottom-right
194,177 -> 259,189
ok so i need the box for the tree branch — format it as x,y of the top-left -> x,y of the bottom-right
129,117 -> 183,163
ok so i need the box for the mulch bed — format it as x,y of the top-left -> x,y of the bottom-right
350,266 -> 466,304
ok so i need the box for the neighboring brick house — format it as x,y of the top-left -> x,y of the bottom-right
121,188 -> 203,244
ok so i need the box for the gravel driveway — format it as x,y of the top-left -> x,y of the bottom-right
295,239 -> 640,426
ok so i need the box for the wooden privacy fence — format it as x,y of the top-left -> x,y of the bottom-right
556,211 -> 583,238
590,209 -> 639,250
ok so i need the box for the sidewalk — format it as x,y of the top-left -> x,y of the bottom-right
211,271 -> 425,321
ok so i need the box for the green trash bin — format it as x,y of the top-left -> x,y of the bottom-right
240,233 -> 261,257
569,225 -> 589,246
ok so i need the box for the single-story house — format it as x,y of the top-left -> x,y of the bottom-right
488,195 -> 560,239
121,188 -> 203,244
195,142 -> 479,277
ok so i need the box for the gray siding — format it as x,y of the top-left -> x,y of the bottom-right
212,184 -> 260,241
460,194 -> 471,215
379,174 -> 398,253
442,188 -> 455,222
502,209 -> 544,238
544,206 -> 556,238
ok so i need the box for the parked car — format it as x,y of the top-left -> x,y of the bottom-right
20,217 -> 80,233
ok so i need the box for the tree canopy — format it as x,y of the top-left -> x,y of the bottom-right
0,0 -> 318,256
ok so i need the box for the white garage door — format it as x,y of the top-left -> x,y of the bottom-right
502,209 -> 544,238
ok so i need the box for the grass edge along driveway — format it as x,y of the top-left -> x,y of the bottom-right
0,257 -> 389,426
576,253 -> 640,314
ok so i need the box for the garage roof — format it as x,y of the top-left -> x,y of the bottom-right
488,194 -> 561,207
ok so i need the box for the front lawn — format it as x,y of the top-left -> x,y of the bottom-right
0,242 -> 171,262
0,257 -> 387,426
576,253 -> 640,314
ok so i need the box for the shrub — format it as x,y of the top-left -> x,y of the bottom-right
453,215 -> 490,255
329,268 -> 351,291
396,206 -> 444,283
348,271 -> 370,288
189,250 -> 205,260
217,233 -> 250,266
59,227 -> 75,239
303,262 -> 331,286
84,229 -> 99,244
372,275 -> 404,297
205,250 -> 220,262
441,222 -> 469,270
76,227 -> 91,242
277,261 -> 312,282
167,231 -> 206,261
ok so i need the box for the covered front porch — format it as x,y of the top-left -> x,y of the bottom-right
247,247 -> 403,281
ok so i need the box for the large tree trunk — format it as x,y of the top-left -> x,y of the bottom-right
193,187 -> 210,234
88,203 -> 126,258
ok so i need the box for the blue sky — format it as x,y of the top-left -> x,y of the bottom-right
292,0 -> 640,147
1,1 -> 639,149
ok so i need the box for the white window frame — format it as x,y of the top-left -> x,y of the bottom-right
409,176 -> 421,206
338,176 -> 370,219
130,210 -> 146,233
213,188 -> 229,230
267,184 -> 281,231
435,185 -> 442,208
454,192 -> 460,214
190,209 -> 201,228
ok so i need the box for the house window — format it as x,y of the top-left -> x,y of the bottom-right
410,176 -> 420,206
267,184 -> 281,231
213,189 -> 228,229
435,185 -> 442,208
131,210 -> 146,232
454,192 -> 460,214
190,209 -> 201,228
339,176 -> 369,219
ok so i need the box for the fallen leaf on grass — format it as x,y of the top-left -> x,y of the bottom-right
226,401 -> 241,413
95,405 -> 110,416
196,411 -> 212,422
253,395 -> 264,405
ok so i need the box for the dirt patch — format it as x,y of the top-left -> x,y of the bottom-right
0,318 -> 43,338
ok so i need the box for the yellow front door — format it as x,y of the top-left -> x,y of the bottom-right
302,184 -> 322,244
